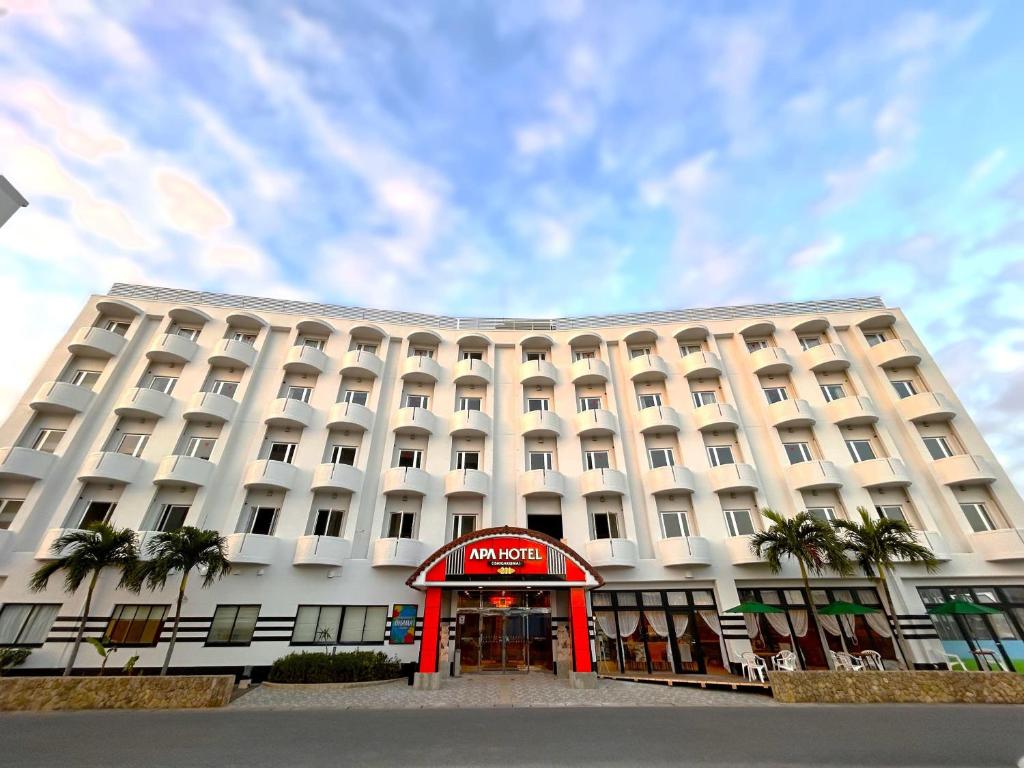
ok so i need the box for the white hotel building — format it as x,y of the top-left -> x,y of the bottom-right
0,284 -> 1022,682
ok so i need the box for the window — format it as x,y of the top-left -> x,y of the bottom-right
70,370 -> 101,389
820,383 -> 846,402
338,606 -> 387,644
461,351 -> 483,361
574,351 -> 595,361
458,397 -> 482,412
763,386 -> 788,404
807,507 -> 838,523
116,433 -> 148,457
404,394 -> 428,409
155,504 -> 189,532
452,513 -> 477,539
592,512 -> 620,539
397,449 -> 422,468
104,320 -> 130,336
148,375 -> 177,394
783,442 -> 812,464
923,436 -> 955,460
525,351 -> 546,362
78,500 -> 115,528
106,604 -> 167,646
0,498 -> 24,530
660,510 -> 690,538
528,452 -> 552,470
679,344 -> 702,356
746,340 -> 768,352
176,327 -> 200,341
301,337 -> 326,350
629,347 -> 651,358
292,605 -> 342,645
584,450 -> 610,470
244,506 -> 278,535
960,502 -> 996,533
211,380 -> 238,398
232,331 -> 257,345
207,605 -> 259,645
648,448 -> 674,469
354,342 -> 377,354
845,439 -> 876,463
312,508 -> 344,537
864,332 -> 886,347
456,451 -> 480,470
31,428 -> 66,453
578,396 -> 602,411
0,603 -> 58,645
875,505 -> 906,522
638,393 -> 662,409
799,336 -> 822,350
706,445 -> 734,467
185,436 -> 216,460
412,348 -> 433,358
330,445 -> 357,465
527,398 -> 549,412
268,442 -> 297,463
387,511 -> 416,539
892,380 -> 917,399
286,385 -> 312,403
724,509 -> 755,536
692,391 -> 717,408
342,390 -> 368,406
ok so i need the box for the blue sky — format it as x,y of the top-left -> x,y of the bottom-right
1,1 -> 1023,480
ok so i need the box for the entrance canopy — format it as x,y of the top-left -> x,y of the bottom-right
407,526 -> 604,591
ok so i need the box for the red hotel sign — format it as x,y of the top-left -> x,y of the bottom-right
463,537 -> 548,576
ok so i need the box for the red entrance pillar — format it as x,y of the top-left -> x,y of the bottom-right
418,587 -> 443,674
568,587 -> 592,674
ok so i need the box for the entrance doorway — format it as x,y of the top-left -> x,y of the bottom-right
456,590 -> 553,673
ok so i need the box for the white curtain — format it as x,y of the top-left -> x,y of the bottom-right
789,610 -> 809,638
865,612 -> 892,638
644,611 -> 669,637
765,613 -> 791,636
0,604 -> 31,644
818,614 -> 841,636
842,614 -> 856,639
595,611 -> 618,639
698,610 -> 721,635
617,611 -> 641,638
744,614 -> 759,639
673,613 -> 690,638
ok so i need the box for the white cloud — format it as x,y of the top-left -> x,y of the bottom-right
640,151 -> 717,207
789,235 -> 844,269
154,167 -> 233,236
966,148 -> 1008,188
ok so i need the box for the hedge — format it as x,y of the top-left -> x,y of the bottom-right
267,651 -> 402,684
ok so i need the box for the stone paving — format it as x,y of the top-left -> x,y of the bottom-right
230,673 -> 778,709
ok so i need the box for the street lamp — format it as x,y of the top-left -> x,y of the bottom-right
0,176 -> 28,229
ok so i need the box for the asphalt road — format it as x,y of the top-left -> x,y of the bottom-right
1,705 -> 1022,767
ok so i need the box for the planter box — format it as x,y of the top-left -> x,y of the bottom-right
769,670 -> 1024,704
0,675 -> 234,711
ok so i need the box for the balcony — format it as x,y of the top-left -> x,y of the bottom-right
585,538 -> 638,568
400,355 -> 441,384
627,353 -> 670,382
453,358 -> 492,386
645,465 -> 696,495
444,468 -> 490,497
787,459 -> 842,491
825,395 -> 878,426
804,343 -> 850,372
340,349 -> 383,379
693,402 -> 740,432
371,537 -> 426,568
569,357 -> 610,385
932,454 -> 996,486
209,338 -> 258,368
449,410 -> 491,437
68,326 -> 126,358
30,381 -> 94,414
579,467 -> 627,497
311,463 -> 363,493
146,333 -> 197,364
900,530 -> 951,563
35,527 -> 74,560
183,391 -> 237,423
326,401 -> 374,432
391,406 -> 436,435
381,466 -> 431,496
657,536 -> 712,568
851,457 -> 911,488
114,387 -> 173,419
969,528 -> 1024,561
637,405 -> 682,434
284,345 -> 328,375
224,533 -> 278,566
519,410 -> 561,437
264,397 -> 314,429
293,535 -> 352,567
78,451 -> 143,485
519,359 -> 558,386
896,392 -> 957,423
868,338 -> 921,369
708,463 -> 759,494
153,454 -> 215,487
518,469 -> 566,497
725,535 -> 766,566
767,398 -> 815,429
573,408 -> 617,437
0,447 -> 57,481
679,350 -> 722,379
242,459 -> 298,491
749,347 -> 792,375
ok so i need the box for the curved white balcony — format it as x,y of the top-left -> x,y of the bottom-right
381,466 -> 431,496
518,469 -> 566,497
340,349 -> 383,379
585,538 -> 638,568
569,357 -> 610,385
932,454 -> 996,486
657,536 -> 712,568
693,402 -> 740,432
679,351 -> 722,379
645,465 -> 696,495
896,392 -> 957,423
78,451 -> 143,485
183,391 -> 237,423
519,359 -> 558,386
901,530 -> 951,563
68,326 -> 126,358
749,347 -> 792,375
224,533 -> 278,566
326,401 -> 374,432
311,462 -> 363,493
453,358 -> 492,386
627,353 -> 670,382
209,338 -> 258,368
371,537 -> 426,568
153,454 -> 215,487
449,409 -> 491,437
264,397 -> 314,429
637,405 -> 682,434
30,381 -> 94,414
969,528 -> 1024,562
767,398 -> 815,429
825,395 -> 878,426
804,343 -> 850,372
579,467 -> 627,497
573,408 -> 617,437
391,406 -> 436,435
35,528 -> 75,560
519,409 -> 561,437
114,387 -> 173,419
284,345 -> 328,375
444,468 -> 490,497
146,333 -> 197,364
725,535 -> 766,565
293,535 -> 352,567
0,447 -> 57,481
868,338 -> 921,369
401,355 -> 441,383
242,459 -> 297,491
786,459 -> 842,490
851,457 -> 911,488
708,463 -> 759,494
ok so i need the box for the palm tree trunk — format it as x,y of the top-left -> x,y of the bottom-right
64,570 -> 98,677
161,571 -> 189,676
877,570 -> 913,669
799,562 -> 833,669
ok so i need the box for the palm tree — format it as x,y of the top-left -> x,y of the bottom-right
29,522 -> 138,677
128,527 -> 230,676
832,507 -> 940,667
750,509 -> 852,667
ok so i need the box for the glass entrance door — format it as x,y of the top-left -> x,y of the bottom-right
479,611 -> 529,672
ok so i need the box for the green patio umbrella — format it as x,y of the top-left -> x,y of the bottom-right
927,599 -> 1001,615
818,601 -> 879,616
725,601 -> 785,614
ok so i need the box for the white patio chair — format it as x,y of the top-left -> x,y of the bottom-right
747,654 -> 769,683
740,651 -> 758,681
944,653 -> 967,671
772,650 -> 797,671
860,650 -> 884,670
830,650 -> 864,671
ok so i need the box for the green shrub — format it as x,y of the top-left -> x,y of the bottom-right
0,647 -> 31,676
267,651 -> 402,684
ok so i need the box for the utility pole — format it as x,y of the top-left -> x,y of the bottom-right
0,176 -> 28,229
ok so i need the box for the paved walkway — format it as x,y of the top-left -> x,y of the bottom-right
230,672 -> 777,709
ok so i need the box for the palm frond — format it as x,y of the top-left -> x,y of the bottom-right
27,522 -> 140,596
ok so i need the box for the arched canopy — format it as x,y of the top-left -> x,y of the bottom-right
296,318 -> 336,336
96,299 -> 142,318
168,306 -> 212,325
568,332 -> 603,348
792,317 -> 830,334
226,311 -> 267,330
407,329 -> 443,346
857,312 -> 897,331
349,323 -> 387,341
739,320 -> 775,338
673,325 -> 709,342
457,333 -> 492,348
623,328 -> 658,345
519,333 -> 554,349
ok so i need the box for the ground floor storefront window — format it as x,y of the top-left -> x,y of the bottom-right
919,586 -> 1024,672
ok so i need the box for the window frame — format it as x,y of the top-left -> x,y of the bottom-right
330,445 -> 357,466
452,513 -> 478,540
206,605 -> 260,647
155,504 -> 189,532
396,449 -> 423,469
706,445 -> 735,467
783,441 -> 812,465
638,393 -> 662,409
106,604 -> 168,647
763,386 -> 788,404
341,389 -> 369,406
312,508 -> 345,537
922,436 -> 955,461
0,603 -> 59,646
892,380 -> 918,399
116,432 -> 149,458
404,394 -> 429,409
960,502 -> 996,533
691,391 -> 717,408
578,396 -> 602,412
286,385 -> 312,403
244,506 -> 279,536
648,447 -> 675,469
70,369 -> 101,388
528,451 -> 553,471
267,442 -> 297,463
387,510 -> 417,539
184,436 -> 216,460
458,396 -> 482,412
660,510 -> 691,539
455,451 -> 480,471
526,398 -> 549,412
584,450 -> 611,471
211,379 -> 238,398
77,500 -> 116,529
148,375 -> 178,395
724,508 -> 755,537
591,511 -> 620,540
0,498 -> 24,530
32,428 -> 66,453
845,439 -> 876,463
820,383 -> 846,402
